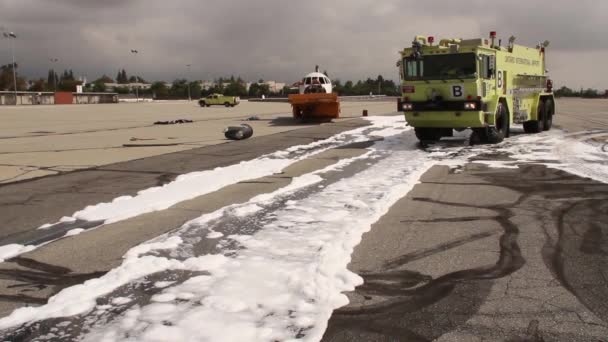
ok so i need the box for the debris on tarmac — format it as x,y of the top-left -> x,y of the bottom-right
224,124 -> 254,140
129,137 -> 156,141
245,115 -> 260,121
123,143 -> 181,147
153,119 -> 193,125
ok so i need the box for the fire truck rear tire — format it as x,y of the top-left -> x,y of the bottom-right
415,128 -> 442,142
523,101 -> 545,133
543,99 -> 554,131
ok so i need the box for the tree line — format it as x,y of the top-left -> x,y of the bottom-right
554,86 -> 607,99
0,67 -> 402,98
333,76 -> 399,96
7,66 -> 603,99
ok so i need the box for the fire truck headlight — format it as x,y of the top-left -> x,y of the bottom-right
402,103 -> 413,111
464,102 -> 477,110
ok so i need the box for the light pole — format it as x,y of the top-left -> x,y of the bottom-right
186,64 -> 192,101
130,49 -> 139,102
3,31 -> 17,104
49,58 -> 58,92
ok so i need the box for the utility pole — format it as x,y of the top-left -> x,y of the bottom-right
130,49 -> 139,102
3,32 -> 17,104
186,64 -> 192,101
49,58 -> 58,92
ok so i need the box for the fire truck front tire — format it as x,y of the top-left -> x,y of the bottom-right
486,103 -> 508,144
524,101 -> 545,133
414,128 -> 442,142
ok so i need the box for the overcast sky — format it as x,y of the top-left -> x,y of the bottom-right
1,0 -> 606,89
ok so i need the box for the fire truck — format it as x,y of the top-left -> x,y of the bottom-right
397,32 -> 555,143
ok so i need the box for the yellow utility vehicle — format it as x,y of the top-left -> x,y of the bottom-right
199,94 -> 240,107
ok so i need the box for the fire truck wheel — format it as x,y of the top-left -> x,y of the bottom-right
543,99 -> 554,131
487,103 -> 507,143
523,101 -> 545,133
414,128 -> 442,142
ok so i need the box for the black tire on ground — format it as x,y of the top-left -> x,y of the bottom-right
206,104 -> 211,107
543,98 -> 554,131
224,124 -> 254,140
199,101 -> 206,107
486,102 -> 508,144
224,102 -> 231,107
523,101 -> 545,133
414,127 -> 442,142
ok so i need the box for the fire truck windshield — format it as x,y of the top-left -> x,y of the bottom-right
404,53 -> 477,80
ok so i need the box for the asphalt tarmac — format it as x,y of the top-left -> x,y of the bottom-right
0,100 -> 395,183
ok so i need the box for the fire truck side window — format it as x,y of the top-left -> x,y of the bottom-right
480,55 -> 488,78
479,55 -> 495,79
406,59 -> 418,78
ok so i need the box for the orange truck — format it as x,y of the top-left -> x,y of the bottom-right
288,67 -> 340,122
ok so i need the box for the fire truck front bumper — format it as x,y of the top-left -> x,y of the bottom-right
404,111 -> 485,128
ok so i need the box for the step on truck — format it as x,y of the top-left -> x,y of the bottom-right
397,31 -> 555,143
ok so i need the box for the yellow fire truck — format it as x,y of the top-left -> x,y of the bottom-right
397,31 -> 555,143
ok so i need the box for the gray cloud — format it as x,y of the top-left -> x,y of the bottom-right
1,0 -> 606,88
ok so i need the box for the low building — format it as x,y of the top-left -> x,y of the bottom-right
245,81 -> 287,94
104,82 -> 151,90
0,91 -> 118,105
199,81 -> 215,90
263,81 -> 286,93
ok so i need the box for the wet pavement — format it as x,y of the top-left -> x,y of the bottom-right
323,141 -> 608,341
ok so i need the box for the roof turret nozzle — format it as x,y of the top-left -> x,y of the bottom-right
508,35 -> 516,52
490,31 -> 497,48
